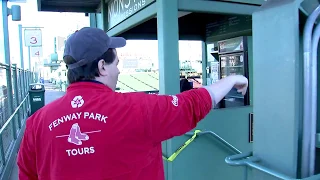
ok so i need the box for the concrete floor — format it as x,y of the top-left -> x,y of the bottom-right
9,86 -> 65,180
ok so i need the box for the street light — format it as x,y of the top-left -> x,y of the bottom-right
8,5 -> 21,21
1,1 -> 22,117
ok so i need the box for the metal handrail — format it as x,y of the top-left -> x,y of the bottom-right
185,130 -> 241,154
0,93 -> 28,135
186,130 -> 320,179
302,3 -> 320,177
0,62 -> 33,72
225,152 -> 320,180
225,153 -> 293,179
0,62 -> 9,67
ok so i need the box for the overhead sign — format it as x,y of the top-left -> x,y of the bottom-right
30,46 -> 43,57
24,29 -> 42,47
107,0 -> 155,29
206,15 -> 252,38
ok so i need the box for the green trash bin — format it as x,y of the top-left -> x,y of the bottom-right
29,83 -> 45,115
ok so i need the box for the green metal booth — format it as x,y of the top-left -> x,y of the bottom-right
36,0 -> 320,179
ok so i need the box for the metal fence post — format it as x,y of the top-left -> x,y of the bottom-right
5,67 -> 13,116
11,65 -> 18,139
12,64 -> 21,130
26,71 -> 30,114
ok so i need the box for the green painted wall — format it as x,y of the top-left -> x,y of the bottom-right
169,106 -> 253,179
251,1 -> 301,178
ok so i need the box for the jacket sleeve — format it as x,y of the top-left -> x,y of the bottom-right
141,88 -> 212,143
17,117 -> 38,180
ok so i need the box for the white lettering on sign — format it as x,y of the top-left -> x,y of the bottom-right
108,0 -> 151,28
66,147 -> 95,156
48,112 -> 108,131
33,97 -> 41,102
24,29 -> 42,47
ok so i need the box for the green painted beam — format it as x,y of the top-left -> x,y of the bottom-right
107,3 -> 156,37
89,13 -> 97,28
156,1 -> 180,180
119,33 -> 203,40
178,0 -> 259,15
39,5 -> 97,13
220,0 -> 265,5
96,1 -> 102,13
101,0 -> 108,31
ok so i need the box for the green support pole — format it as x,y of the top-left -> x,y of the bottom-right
201,41 -> 207,86
2,0 -> 14,116
101,0 -> 108,31
157,0 -> 180,95
18,24 -> 24,69
252,1 -> 301,179
89,13 -> 97,28
157,0 -> 180,180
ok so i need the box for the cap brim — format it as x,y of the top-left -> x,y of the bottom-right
109,37 -> 126,48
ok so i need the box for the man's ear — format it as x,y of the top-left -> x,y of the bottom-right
98,59 -> 108,76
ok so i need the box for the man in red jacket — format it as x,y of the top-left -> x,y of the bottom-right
17,27 -> 248,180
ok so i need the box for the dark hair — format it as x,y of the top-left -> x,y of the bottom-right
180,78 -> 193,92
64,48 -> 116,84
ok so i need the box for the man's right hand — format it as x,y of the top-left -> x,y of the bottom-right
203,75 -> 249,107
231,75 -> 248,95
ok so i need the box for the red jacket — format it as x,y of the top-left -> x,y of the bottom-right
17,81 -> 212,180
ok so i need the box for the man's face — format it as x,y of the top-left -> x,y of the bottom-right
98,49 -> 120,91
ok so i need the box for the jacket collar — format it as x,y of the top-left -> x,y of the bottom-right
67,81 -> 113,92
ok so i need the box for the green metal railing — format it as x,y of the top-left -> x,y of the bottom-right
186,130 -> 320,180
225,151 -> 320,180
0,62 -> 34,177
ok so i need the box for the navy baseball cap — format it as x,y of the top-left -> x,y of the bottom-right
64,27 -> 126,69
